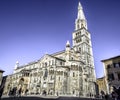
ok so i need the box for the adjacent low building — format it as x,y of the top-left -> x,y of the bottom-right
102,56 -> 120,94
96,77 -> 107,95
0,69 -> 4,86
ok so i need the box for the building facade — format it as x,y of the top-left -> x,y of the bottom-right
102,56 -> 120,94
0,69 -> 4,86
3,2 -> 96,97
96,77 -> 107,95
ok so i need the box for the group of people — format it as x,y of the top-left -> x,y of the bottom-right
8,87 -> 28,97
100,87 -> 120,100
42,90 -> 47,96
111,88 -> 120,100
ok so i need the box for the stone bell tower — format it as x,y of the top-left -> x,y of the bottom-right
72,1 -> 96,96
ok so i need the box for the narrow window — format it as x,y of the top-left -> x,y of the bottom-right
73,72 -> 75,77
108,73 -> 114,81
107,64 -> 111,69
59,77 -> 60,81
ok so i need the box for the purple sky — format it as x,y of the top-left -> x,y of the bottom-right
0,0 -> 120,78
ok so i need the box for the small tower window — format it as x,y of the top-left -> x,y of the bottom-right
76,33 -> 78,37
77,24 -> 79,29
86,39 -> 89,43
81,23 -> 84,28
79,47 -> 81,53
86,32 -> 88,35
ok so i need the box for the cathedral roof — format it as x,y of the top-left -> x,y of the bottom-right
17,53 -> 66,69
48,54 -> 65,61
38,54 -> 65,62
51,50 -> 65,56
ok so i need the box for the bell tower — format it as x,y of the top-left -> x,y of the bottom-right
72,1 -> 96,95
72,1 -> 94,68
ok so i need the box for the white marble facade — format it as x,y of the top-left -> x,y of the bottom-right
3,1 -> 96,97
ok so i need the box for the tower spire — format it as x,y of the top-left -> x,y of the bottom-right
78,1 -> 82,10
77,1 -> 85,20
75,1 -> 87,30
78,1 -> 81,6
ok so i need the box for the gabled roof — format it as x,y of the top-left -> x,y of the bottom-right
51,50 -> 65,56
39,54 -> 65,62
49,55 -> 65,61
17,52 -> 66,69
17,61 -> 38,69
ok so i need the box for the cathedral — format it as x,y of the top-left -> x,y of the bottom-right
3,1 -> 96,97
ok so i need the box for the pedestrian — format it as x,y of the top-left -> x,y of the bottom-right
90,92 -> 92,98
105,93 -> 109,100
8,89 -> 12,97
101,90 -> 105,99
25,89 -> 28,96
0,86 -> 4,99
17,88 -> 22,97
112,91 -> 118,100
44,90 -> 46,96
57,92 -> 58,96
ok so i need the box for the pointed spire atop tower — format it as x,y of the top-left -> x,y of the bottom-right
78,1 -> 82,9
77,1 -> 85,20
75,1 -> 87,30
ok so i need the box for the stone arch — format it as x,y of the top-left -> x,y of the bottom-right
18,77 -> 29,94
19,78 -> 24,85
